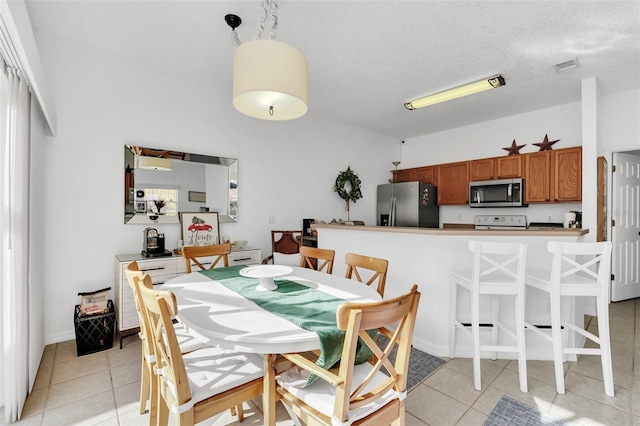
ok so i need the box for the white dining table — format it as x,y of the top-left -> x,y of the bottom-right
160,265 -> 381,426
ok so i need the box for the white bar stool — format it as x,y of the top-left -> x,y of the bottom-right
524,241 -> 614,397
450,241 -> 528,393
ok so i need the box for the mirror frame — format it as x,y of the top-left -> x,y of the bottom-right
124,145 -> 238,224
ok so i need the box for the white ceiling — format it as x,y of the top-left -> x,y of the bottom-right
25,0 -> 640,140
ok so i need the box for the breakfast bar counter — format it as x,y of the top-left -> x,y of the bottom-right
315,223 -> 588,237
315,224 -> 590,360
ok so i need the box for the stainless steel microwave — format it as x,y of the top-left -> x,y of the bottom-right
469,178 -> 526,207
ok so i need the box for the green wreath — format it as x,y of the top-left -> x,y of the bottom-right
334,166 -> 362,219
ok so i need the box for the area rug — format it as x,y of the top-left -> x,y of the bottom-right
484,395 -> 567,426
378,335 -> 447,391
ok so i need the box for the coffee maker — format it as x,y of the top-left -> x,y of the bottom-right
142,227 -> 171,257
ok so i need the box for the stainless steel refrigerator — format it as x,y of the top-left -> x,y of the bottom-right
376,182 -> 439,228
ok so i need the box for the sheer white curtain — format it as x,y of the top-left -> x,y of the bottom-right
1,67 -> 32,422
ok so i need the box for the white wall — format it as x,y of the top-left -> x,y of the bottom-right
37,35 -> 398,343
600,88 -> 640,153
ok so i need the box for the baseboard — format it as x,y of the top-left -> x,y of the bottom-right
45,331 -> 76,346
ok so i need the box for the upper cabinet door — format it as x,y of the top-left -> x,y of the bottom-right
436,161 -> 470,205
414,166 -> 436,184
469,158 -> 495,181
495,156 -> 522,179
525,151 -> 551,203
553,147 -> 582,201
393,169 -> 413,183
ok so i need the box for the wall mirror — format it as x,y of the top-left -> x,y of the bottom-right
124,145 -> 238,225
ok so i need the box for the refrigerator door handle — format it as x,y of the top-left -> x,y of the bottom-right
389,197 -> 396,226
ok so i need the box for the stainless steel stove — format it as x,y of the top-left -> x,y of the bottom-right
474,215 -> 527,230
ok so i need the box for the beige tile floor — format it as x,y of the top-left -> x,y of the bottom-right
2,298 -> 638,425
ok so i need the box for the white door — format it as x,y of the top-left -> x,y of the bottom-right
611,152 -> 640,302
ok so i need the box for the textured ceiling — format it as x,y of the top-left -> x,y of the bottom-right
25,0 -> 640,140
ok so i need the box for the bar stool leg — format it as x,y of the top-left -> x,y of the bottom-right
550,292 -> 565,394
596,294 -> 614,397
490,295 -> 499,360
515,292 -> 528,393
449,276 -> 458,359
472,289 -> 482,391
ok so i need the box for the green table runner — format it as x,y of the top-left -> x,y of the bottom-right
199,266 -> 374,386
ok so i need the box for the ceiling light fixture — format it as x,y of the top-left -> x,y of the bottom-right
225,0 -> 308,121
554,58 -> 580,72
138,156 -> 172,172
404,75 -> 506,110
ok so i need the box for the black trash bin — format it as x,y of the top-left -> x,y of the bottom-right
74,300 -> 115,356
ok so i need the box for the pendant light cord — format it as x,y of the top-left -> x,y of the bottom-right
230,0 -> 279,46
254,0 -> 278,40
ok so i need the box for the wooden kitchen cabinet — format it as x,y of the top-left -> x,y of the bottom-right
553,147 -> 582,201
525,147 -> 582,203
392,146 -> 579,204
470,156 -> 522,181
393,166 -> 435,184
495,155 -> 522,179
413,166 -> 436,184
393,169 -> 413,183
525,151 -> 551,202
436,161 -> 470,205
469,158 -> 495,181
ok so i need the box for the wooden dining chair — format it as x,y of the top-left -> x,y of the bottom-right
124,263 -> 206,421
138,280 -> 264,426
182,243 -> 231,273
299,246 -> 335,274
276,285 -> 421,425
262,230 -> 302,265
345,252 -> 389,297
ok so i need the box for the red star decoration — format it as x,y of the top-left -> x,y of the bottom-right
502,139 -> 526,156
533,134 -> 559,151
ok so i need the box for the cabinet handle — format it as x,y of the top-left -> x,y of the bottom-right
139,266 -> 165,272
232,257 -> 252,262
152,282 -> 165,286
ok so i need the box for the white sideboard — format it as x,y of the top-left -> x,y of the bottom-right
114,247 -> 261,343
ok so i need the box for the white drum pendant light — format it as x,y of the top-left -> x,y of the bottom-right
226,0 -> 308,121
233,39 -> 307,120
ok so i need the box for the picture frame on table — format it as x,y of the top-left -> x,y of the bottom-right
180,211 -> 220,246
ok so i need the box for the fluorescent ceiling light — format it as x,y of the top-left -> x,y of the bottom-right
555,58 -> 579,72
138,156 -> 172,171
404,75 -> 506,110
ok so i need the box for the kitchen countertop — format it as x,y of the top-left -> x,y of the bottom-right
314,224 -> 589,237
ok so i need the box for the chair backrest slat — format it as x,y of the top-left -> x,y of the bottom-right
332,285 -> 420,422
182,243 -> 231,273
271,230 -> 302,255
469,241 -> 527,288
299,246 -> 335,274
139,283 -> 192,408
124,262 -> 155,360
345,252 -> 389,297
